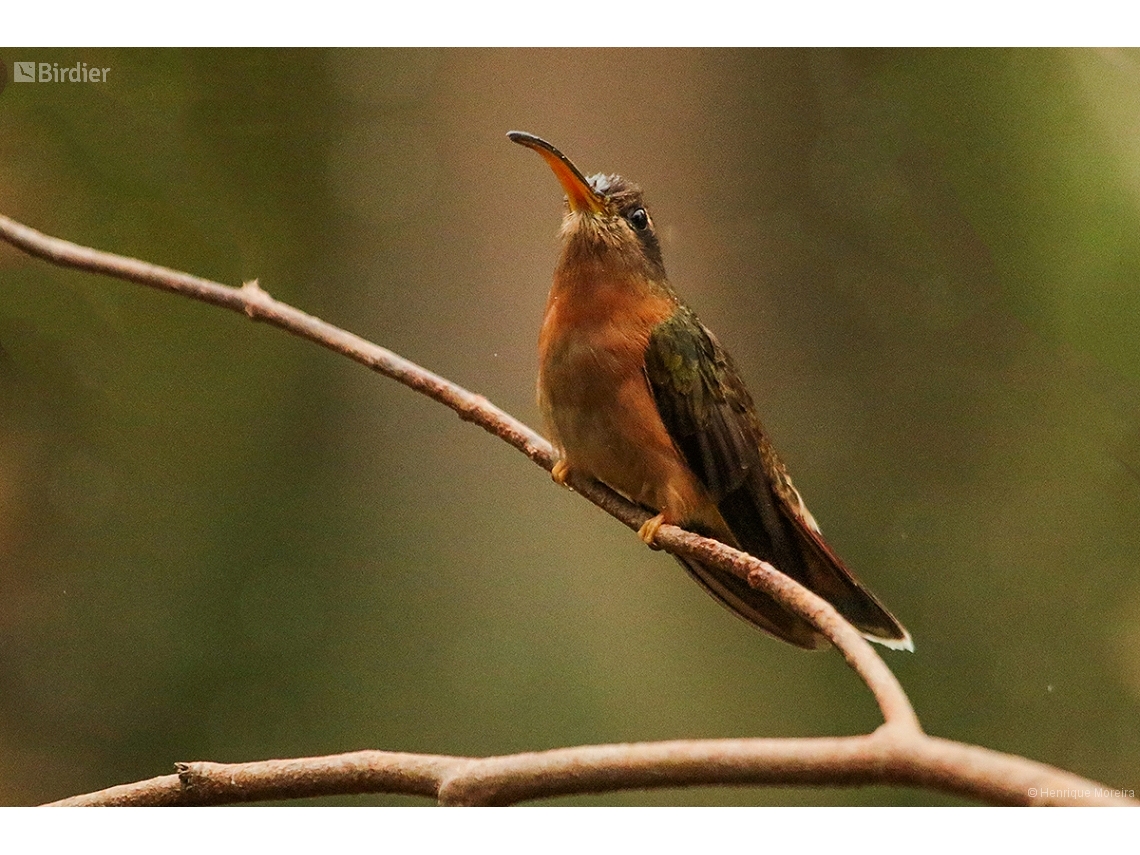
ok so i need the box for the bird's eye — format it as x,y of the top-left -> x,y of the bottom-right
627,208 -> 649,231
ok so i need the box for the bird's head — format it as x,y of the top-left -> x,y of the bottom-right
509,131 -> 667,285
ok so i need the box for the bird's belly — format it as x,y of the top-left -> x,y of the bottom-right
540,336 -> 710,522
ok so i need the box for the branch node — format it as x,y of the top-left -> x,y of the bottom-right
240,278 -> 267,319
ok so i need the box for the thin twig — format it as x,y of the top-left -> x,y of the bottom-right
2,212 -> 1133,807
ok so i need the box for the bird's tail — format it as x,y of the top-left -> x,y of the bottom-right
707,475 -> 914,651
783,509 -> 914,651
673,555 -> 829,650
677,547 -> 912,651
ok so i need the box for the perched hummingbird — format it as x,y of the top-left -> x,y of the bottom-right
509,131 -> 912,651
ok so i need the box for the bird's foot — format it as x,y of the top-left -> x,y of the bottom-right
551,458 -> 572,487
638,513 -> 666,550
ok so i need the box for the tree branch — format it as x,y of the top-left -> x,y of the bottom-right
45,735 -> 1134,807
2,212 -> 1133,807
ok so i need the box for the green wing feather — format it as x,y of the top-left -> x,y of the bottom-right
644,306 -> 911,650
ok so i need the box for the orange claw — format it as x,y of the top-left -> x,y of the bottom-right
551,459 -> 571,486
637,513 -> 666,548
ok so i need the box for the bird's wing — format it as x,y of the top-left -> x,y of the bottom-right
644,307 -> 911,649
643,306 -> 804,574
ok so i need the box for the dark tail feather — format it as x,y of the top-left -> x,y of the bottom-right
715,485 -> 913,651
673,555 -> 828,650
789,514 -> 913,651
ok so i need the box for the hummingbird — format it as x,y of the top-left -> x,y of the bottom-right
509,131 -> 912,652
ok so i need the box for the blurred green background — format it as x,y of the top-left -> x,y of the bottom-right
2,48 -> 1139,806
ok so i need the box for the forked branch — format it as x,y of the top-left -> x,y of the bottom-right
1,213 -> 1132,807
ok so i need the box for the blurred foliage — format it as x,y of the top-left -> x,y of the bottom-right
1,48 -> 1139,805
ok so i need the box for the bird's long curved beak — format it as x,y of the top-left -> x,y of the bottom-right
508,131 -> 605,215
